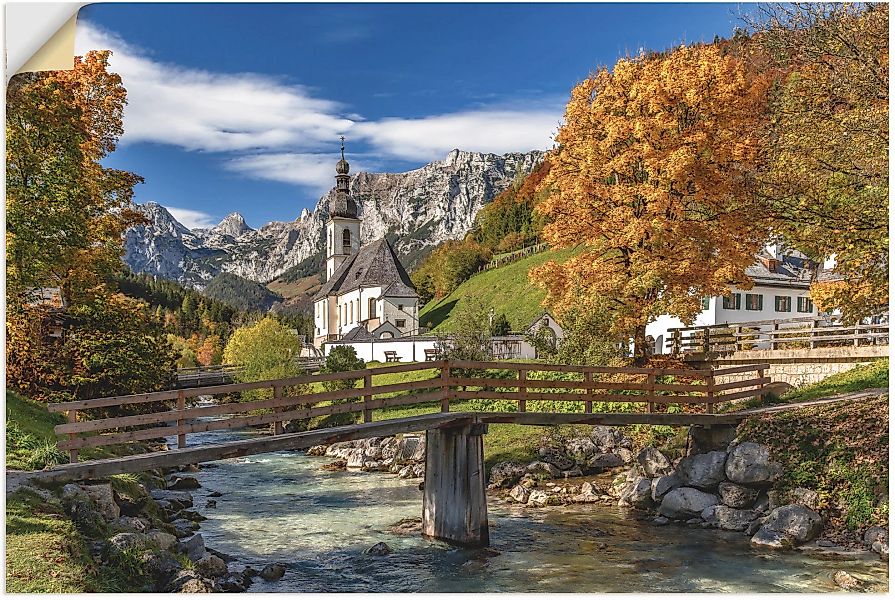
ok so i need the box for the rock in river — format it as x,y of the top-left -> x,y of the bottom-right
677,451 -> 727,491
260,562 -> 287,581
367,542 -> 392,556
751,504 -> 823,549
718,482 -> 759,509
725,443 -> 780,487
658,487 -> 719,520
637,447 -> 673,478
700,505 -> 759,531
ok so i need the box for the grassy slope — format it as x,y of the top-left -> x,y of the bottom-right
781,359 -> 889,403
6,390 -> 64,470
419,246 -> 581,332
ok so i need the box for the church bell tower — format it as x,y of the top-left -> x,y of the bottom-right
325,137 -> 361,281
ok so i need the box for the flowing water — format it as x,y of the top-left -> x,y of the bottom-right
172,427 -> 888,593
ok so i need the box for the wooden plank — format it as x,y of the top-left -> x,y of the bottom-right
714,387 -> 771,404
273,385 -> 284,435
710,364 -> 771,376
363,374 -> 373,423
452,390 -> 710,405
67,410 -> 78,463
176,391 -> 186,449
646,373 -> 656,414
476,412 -> 743,426
41,414 -> 476,482
447,376 -> 707,394
448,359 -> 711,377
711,377 -> 770,392
440,361 -> 450,412
518,370 -> 527,413
584,371 -> 592,414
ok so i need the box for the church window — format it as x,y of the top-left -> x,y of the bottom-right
350,301 -> 354,322
342,228 -> 351,251
396,319 -> 406,328
369,298 -> 376,319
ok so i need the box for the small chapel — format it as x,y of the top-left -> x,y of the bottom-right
312,142 -> 420,348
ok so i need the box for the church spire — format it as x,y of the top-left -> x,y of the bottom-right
330,136 -> 357,218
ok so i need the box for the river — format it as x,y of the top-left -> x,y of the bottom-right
172,428 -> 888,593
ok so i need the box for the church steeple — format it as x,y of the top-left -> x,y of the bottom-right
329,136 -> 357,218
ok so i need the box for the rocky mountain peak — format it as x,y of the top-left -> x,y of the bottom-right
212,212 -> 253,238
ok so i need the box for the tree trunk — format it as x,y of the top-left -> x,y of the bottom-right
632,324 -> 649,366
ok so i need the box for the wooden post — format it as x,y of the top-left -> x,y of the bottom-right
440,360 -> 450,413
705,373 -> 715,414
671,330 -> 681,355
646,373 -> 656,414
518,369 -> 527,413
177,390 -> 186,449
702,326 -> 711,353
273,385 -> 284,435
771,322 -> 779,350
810,318 -> 819,349
584,371 -> 593,414
855,323 -> 861,347
363,373 -> 373,423
422,423 -> 489,547
67,410 -> 78,463
735,325 -> 743,351
755,368 -> 765,404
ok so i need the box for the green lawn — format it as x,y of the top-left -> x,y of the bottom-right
780,358 -> 889,403
419,246 -> 582,332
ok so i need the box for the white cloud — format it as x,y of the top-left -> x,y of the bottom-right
75,21 -> 559,193
163,206 -> 218,229
353,110 -> 559,162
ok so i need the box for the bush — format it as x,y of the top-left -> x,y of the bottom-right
321,346 -> 366,393
223,317 -> 305,400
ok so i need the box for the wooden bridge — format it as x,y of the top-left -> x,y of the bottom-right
44,359 -> 769,547
175,357 -> 325,388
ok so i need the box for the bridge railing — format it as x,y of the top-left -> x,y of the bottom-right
48,360 -> 769,463
666,317 -> 889,355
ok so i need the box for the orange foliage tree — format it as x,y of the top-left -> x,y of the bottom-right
532,43 -> 772,362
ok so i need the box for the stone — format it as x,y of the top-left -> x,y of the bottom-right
171,518 -> 200,537
745,518 -> 764,536
725,442 -> 780,486
412,463 -> 425,478
205,499 -> 217,509
562,467 -> 583,478
752,492 -> 770,514
833,570 -> 865,591
718,482 -> 760,509
872,540 -> 889,559
616,448 -> 634,464
628,477 -> 654,510
147,530 -> 178,551
751,504 -> 823,548
117,516 -> 151,533
677,451 -> 727,491
393,436 -> 420,464
195,553 -> 228,578
700,505 -> 759,531
345,448 -> 366,469
168,475 -> 201,490
791,487 -> 820,510
307,444 -> 328,456
167,570 -> 215,593
366,542 -> 392,556
108,532 -> 150,552
180,508 -> 207,522
637,447 -> 673,478
398,465 -> 415,479
658,487 -> 720,520
571,492 -> 601,504
539,448 -> 575,472
580,481 -> 600,496
141,550 -> 182,589
179,533 -> 206,562
652,516 -> 670,526
61,483 -> 89,502
207,490 -> 222,498
863,526 -> 887,545
525,461 -> 561,479
410,435 -> 426,463
590,425 -> 629,450
260,562 -> 287,581
565,437 -> 598,464
488,462 -> 527,489
587,453 -> 625,471
81,483 -> 120,521
508,485 -> 531,504
651,474 -> 682,501
527,490 -> 559,507
150,489 -> 193,509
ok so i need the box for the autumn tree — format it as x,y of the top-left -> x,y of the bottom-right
532,43 -> 772,362
223,317 -> 303,399
6,51 -> 144,303
747,3 -> 888,321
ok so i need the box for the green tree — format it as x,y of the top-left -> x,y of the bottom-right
223,317 -> 302,399
320,345 -> 366,392
490,312 -> 511,336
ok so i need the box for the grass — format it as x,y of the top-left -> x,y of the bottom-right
780,358 -> 889,403
419,246 -> 582,332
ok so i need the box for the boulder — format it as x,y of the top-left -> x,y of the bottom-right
628,477 -> 654,509
872,540 -> 889,559
718,482 -> 760,509
751,504 -> 823,548
345,448 -> 366,469
325,441 -> 357,458
637,447 -> 673,478
179,533 -> 206,562
565,437 -> 598,464
397,465 -> 415,479
677,451 -> 727,491
616,448 -> 634,464
366,542 -> 392,556
260,562 -> 287,581
791,487 -> 820,511
590,425 -> 630,450
527,490 -> 559,507
410,435 -> 427,463
538,448 -> 575,472
195,553 -> 228,578
117,516 -> 151,533
147,530 -> 178,552
307,444 -> 328,456
863,526 -> 887,545
171,518 -> 200,537
725,442 -> 780,487
525,461 -> 561,479
140,550 -> 182,590
168,475 -> 201,490
700,505 -> 759,531
561,467 -> 583,478
167,570 -> 215,593
833,570 -> 865,591
108,532 -> 150,552
488,462 -> 527,489
150,489 -> 193,509
393,437 -> 420,464
653,516 -> 670,526
82,483 -> 120,521
508,485 -> 531,504
651,474 -> 682,502
412,464 -> 425,478
587,453 -> 625,472
658,487 -> 720,519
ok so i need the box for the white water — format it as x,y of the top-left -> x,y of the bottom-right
172,428 -> 889,593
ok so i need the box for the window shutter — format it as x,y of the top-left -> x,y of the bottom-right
736,294 -> 741,310
758,295 -> 763,310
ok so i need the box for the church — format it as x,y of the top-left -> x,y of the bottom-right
312,143 -> 420,348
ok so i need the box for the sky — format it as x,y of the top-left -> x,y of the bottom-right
75,2 -> 756,229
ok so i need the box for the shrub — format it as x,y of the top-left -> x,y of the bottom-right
321,346 -> 366,393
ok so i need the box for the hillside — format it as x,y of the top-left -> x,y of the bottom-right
203,272 -> 283,312
419,246 -> 581,332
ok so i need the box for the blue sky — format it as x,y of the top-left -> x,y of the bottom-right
76,2 -> 754,229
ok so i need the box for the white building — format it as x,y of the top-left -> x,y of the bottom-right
313,144 -> 420,348
647,249 -> 824,354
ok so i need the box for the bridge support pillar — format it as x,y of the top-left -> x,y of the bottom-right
422,422 -> 489,547
687,424 -> 737,456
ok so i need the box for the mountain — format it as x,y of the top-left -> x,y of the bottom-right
124,149 -> 544,289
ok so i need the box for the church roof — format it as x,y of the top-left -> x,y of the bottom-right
314,238 -> 419,300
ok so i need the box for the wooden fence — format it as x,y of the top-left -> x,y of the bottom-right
666,317 -> 889,355
477,242 -> 549,273
48,360 -> 769,462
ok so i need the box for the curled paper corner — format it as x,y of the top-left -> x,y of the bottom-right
7,3 -> 85,79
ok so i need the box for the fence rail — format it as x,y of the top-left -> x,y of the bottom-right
49,360 -> 769,462
477,242 -> 549,273
666,317 -> 889,355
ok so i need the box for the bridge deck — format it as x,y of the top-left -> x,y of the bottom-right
26,410 -> 749,483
